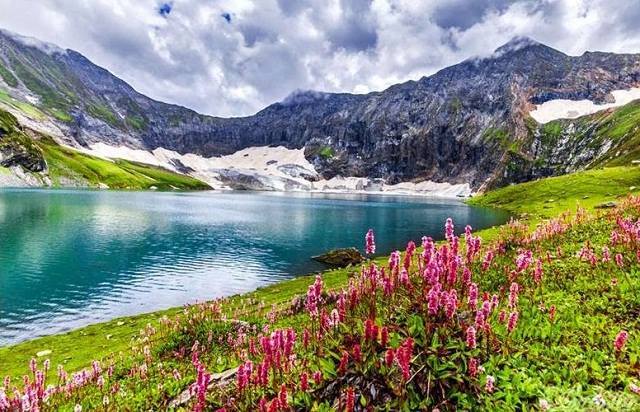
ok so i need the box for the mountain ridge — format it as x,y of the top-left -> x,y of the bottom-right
1,28 -> 640,191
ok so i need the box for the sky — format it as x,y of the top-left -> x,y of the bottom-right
0,0 -> 639,117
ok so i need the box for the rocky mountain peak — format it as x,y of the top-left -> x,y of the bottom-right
489,36 -> 567,64
1,28 -> 640,192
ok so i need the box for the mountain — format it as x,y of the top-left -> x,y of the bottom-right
1,30 -> 640,191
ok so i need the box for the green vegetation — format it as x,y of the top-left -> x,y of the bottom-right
319,146 -> 335,159
36,137 -> 210,190
0,62 -> 18,88
539,120 -> 563,146
125,114 -> 147,131
48,107 -> 73,122
0,109 -> 45,166
0,107 -> 209,190
0,88 -> 46,120
534,100 -> 640,169
87,103 -> 119,127
482,127 -> 511,149
468,166 -> 640,219
0,263 -> 358,383
8,56 -> 75,113
2,166 -> 640,410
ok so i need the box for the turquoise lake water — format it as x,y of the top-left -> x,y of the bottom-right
0,189 -> 509,345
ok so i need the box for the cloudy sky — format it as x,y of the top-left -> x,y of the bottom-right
1,0 -> 639,117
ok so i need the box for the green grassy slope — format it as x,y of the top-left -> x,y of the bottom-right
37,137 -> 210,190
0,108 -> 210,190
468,166 -> 640,219
536,100 -> 640,169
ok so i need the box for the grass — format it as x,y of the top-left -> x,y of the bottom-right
0,62 -> 18,88
468,166 -> 640,219
319,146 -> 335,159
87,103 -> 120,127
0,263 -> 363,382
3,165 -> 640,409
534,100 -> 640,169
0,88 -> 46,120
36,137 -> 210,190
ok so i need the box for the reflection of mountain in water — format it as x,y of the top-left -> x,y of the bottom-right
0,190 -> 508,344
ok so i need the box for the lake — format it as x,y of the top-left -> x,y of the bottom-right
0,189 -> 509,345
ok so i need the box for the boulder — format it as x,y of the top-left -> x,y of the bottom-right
312,247 -> 364,267
595,201 -> 617,209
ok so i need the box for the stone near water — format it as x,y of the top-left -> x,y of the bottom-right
312,247 -> 364,267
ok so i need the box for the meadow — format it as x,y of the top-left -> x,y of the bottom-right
1,166 -> 640,410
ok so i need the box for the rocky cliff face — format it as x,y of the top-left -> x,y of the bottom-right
1,31 -> 640,190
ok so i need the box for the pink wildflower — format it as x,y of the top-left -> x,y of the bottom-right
498,310 -> 506,323
468,282 -> 478,309
507,311 -> 519,334
396,338 -> 413,381
427,283 -> 441,315
549,305 -> 556,322
278,384 -> 288,409
445,218 -> 455,241
400,267 -> 409,286
462,266 -> 472,285
445,290 -> 458,319
508,282 -> 519,308
312,371 -> 322,385
338,351 -> 349,375
300,372 -> 309,391
482,250 -> 494,271
468,357 -> 478,378
466,326 -> 477,349
352,344 -> 362,363
345,387 -> 355,412
614,330 -> 629,352
533,258 -> 543,284
385,348 -> 395,367
380,326 -> 389,347
365,229 -> 376,254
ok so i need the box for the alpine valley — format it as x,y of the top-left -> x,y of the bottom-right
1,29 -> 640,194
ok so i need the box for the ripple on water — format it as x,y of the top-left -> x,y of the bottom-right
0,189 -> 510,345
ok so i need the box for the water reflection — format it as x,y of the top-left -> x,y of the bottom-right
0,189 -> 509,345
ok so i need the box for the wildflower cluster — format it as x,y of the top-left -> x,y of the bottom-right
3,196 -> 640,410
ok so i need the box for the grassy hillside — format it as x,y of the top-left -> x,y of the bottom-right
535,100 -> 640,170
0,108 -> 210,190
1,166 -> 639,410
468,166 -> 640,219
37,137 -> 209,190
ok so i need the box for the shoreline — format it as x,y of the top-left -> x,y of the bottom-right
2,165 -> 638,384
0,184 -> 475,200
0,188 -> 487,351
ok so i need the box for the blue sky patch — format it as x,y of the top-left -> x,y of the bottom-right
158,2 -> 172,17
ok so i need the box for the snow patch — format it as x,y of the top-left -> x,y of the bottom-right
530,88 -> 640,123
76,143 -> 471,198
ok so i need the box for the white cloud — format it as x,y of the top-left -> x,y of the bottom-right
0,0 -> 638,117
